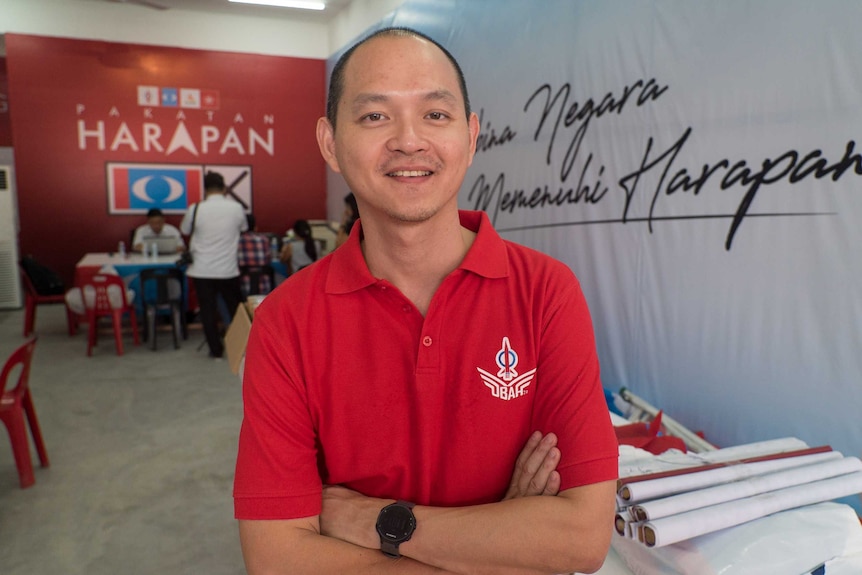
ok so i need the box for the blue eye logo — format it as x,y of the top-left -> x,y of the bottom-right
126,169 -> 192,210
108,163 -> 204,214
130,174 -> 185,204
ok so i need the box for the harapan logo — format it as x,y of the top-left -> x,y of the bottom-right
477,337 -> 536,401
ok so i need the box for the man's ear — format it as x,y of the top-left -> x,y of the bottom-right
466,111 -> 480,166
316,117 -> 341,173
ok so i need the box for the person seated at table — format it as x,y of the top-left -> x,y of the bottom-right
132,208 -> 185,253
238,214 -> 273,296
278,219 -> 318,276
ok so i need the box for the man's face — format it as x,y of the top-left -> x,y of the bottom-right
317,35 -> 479,227
148,216 -> 165,234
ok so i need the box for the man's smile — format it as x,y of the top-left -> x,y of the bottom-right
387,170 -> 433,177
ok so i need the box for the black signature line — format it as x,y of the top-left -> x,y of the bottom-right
494,211 -> 836,233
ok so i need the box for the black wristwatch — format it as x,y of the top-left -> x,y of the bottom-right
375,500 -> 416,558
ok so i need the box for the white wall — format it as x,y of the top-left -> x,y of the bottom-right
0,0 -> 404,59
327,0 -> 404,54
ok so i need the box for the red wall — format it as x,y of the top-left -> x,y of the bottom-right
5,34 -> 326,285
0,58 -> 11,146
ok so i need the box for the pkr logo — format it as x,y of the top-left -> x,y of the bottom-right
131,173 -> 185,204
107,163 -> 203,214
477,337 -> 536,401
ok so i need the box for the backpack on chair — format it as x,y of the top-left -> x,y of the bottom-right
20,256 -> 66,296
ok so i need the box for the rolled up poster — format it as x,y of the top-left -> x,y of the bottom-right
617,444 -> 833,491
631,456 -> 862,521
640,471 -> 862,547
619,451 -> 841,503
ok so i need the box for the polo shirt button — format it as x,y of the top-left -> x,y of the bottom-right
422,336 -> 432,347
402,305 -> 411,313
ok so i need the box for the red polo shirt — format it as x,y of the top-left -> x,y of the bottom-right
234,210 -> 618,520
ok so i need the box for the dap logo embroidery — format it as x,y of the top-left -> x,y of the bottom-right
477,337 -> 537,401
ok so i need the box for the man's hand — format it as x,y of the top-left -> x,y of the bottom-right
503,431 -> 561,500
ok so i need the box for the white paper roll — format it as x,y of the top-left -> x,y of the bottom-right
620,451 -> 841,503
641,471 -> 862,547
631,456 -> 862,521
695,437 -> 809,464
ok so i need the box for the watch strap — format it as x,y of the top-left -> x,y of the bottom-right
380,538 -> 401,558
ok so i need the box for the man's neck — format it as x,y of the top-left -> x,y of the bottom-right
361,210 -> 476,315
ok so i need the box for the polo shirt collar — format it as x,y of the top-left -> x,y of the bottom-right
325,210 -> 509,295
326,224 -> 376,294
457,210 -> 509,279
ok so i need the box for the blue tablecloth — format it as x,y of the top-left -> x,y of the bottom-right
75,252 -> 186,314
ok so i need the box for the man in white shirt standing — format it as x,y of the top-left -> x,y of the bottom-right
181,171 -> 247,358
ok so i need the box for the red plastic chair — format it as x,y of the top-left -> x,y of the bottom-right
19,265 -> 77,337
83,274 -> 141,356
0,337 -> 49,488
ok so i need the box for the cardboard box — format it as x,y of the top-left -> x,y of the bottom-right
225,295 -> 266,375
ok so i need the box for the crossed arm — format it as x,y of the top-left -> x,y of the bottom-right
239,432 -> 617,575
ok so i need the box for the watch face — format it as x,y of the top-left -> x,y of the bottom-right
376,504 -> 416,543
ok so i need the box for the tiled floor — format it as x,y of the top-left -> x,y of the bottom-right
0,305 -> 246,575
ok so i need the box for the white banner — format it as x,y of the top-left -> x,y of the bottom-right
346,0 -> 862,512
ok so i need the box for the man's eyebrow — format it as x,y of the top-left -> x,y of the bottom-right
351,93 -> 389,110
350,89 -> 459,112
423,89 -> 458,106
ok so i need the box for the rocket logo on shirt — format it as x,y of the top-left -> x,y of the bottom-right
477,337 -> 536,401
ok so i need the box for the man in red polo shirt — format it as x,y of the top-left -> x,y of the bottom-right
234,27 -> 618,574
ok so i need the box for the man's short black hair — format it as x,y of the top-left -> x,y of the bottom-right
204,171 -> 226,191
326,27 -> 471,131
146,208 -> 164,218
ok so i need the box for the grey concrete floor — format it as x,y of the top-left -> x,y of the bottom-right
0,304 -> 247,575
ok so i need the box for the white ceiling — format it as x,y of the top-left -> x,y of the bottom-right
81,0 -> 354,23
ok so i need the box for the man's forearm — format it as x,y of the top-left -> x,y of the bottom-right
239,519 -> 457,575
239,432 -> 572,575
403,484 -> 615,575
241,520 -> 566,575
317,433 -> 616,574
319,481 -> 616,575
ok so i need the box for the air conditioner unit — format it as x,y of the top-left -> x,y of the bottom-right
0,165 -> 23,309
